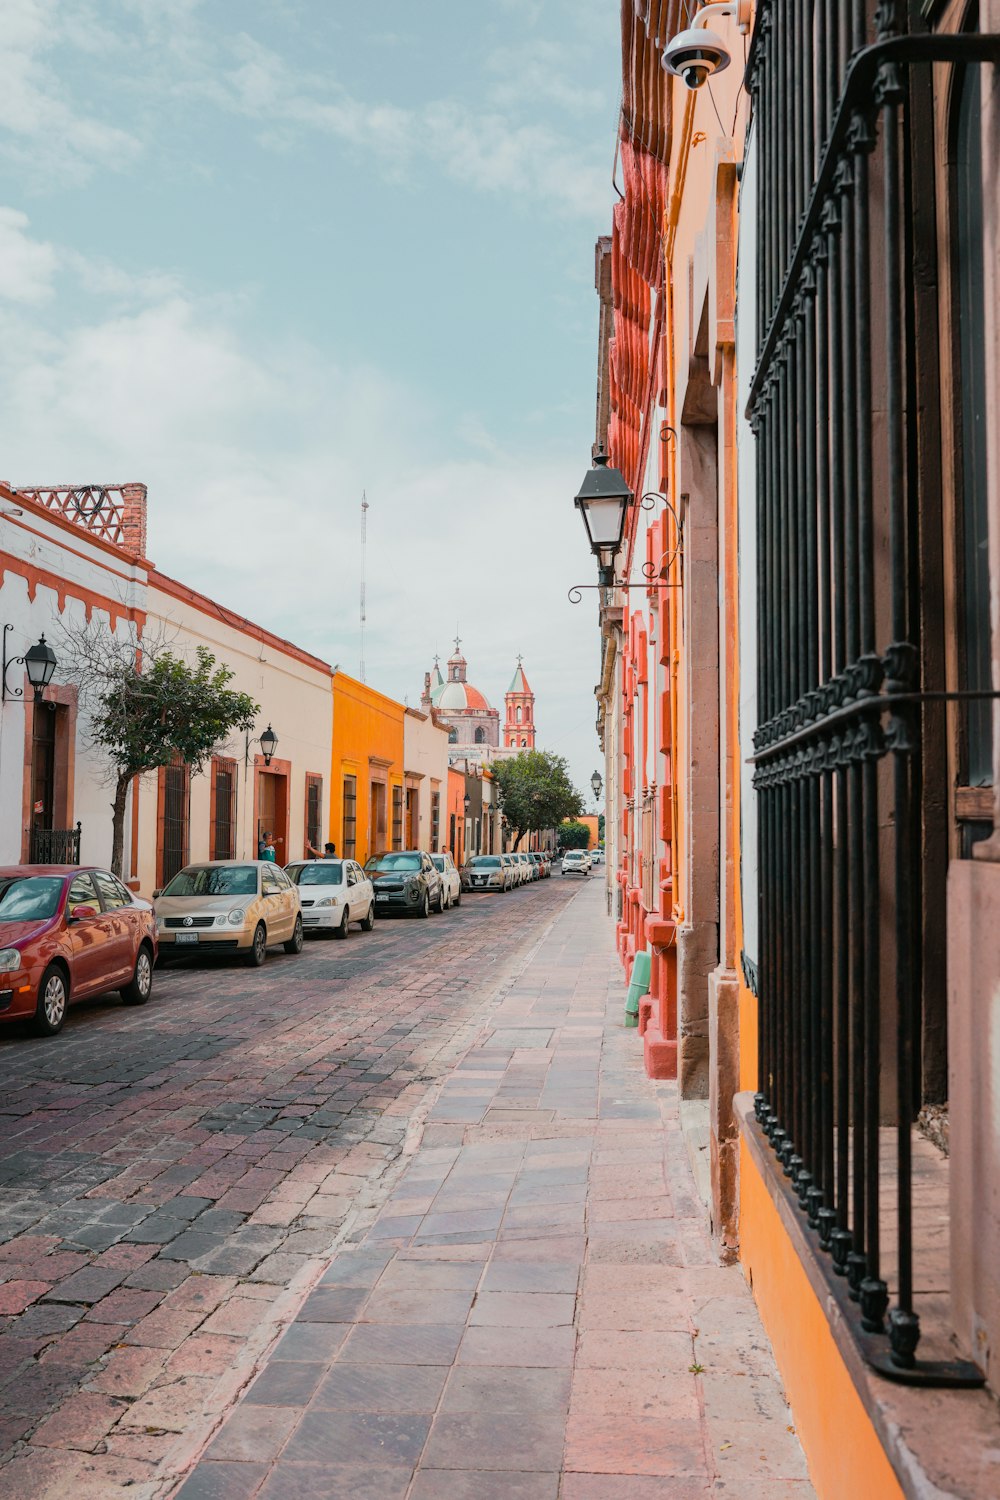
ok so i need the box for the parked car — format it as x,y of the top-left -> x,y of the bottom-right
504,853 -> 524,887
500,853 -> 518,889
462,854 -> 507,893
430,852 -> 462,908
0,865 -> 157,1036
365,851 -> 443,917
284,858 -> 375,937
517,852 -> 536,883
590,848 -> 605,866
561,850 -> 592,877
155,861 -> 303,967
529,852 -> 551,879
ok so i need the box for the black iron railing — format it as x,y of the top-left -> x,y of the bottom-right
746,1 -> 999,1386
30,823 -> 81,865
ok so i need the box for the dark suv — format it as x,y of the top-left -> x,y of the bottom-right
364,851 -> 444,917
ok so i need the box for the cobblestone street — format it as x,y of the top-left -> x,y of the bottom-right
0,878 -> 579,1497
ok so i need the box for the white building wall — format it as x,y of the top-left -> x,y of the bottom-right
0,495 -> 148,874
139,575 -> 332,891
404,707 -> 449,851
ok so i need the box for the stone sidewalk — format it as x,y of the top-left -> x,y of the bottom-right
176,880 -> 815,1499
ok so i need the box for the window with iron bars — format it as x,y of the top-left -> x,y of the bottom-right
212,758 -> 236,861
391,784 -> 403,850
342,775 -> 357,859
431,789 -> 441,850
305,774 -> 323,856
745,0 -> 996,1388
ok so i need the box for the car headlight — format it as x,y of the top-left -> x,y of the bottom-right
228,909 -> 247,927
0,948 -> 21,972
405,880 -> 420,898
315,897 -> 339,908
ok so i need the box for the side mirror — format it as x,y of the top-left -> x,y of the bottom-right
69,904 -> 98,922
152,889 -> 162,899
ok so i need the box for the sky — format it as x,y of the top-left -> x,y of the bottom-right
0,0 -> 620,809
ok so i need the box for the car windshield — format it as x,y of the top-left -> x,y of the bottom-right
367,854 -> 421,872
470,856 -> 500,868
286,863 -> 344,886
0,875 -> 65,922
162,865 -> 258,897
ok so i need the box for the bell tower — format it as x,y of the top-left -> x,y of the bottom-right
504,656 -> 535,749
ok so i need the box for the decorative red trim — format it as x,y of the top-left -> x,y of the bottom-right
0,551 -> 146,633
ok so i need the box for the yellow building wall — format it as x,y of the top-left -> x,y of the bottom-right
739,1140 -> 906,1500
330,672 -> 404,865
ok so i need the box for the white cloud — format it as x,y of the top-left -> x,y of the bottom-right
0,234 -> 602,795
0,0 -> 141,183
0,207 -> 57,302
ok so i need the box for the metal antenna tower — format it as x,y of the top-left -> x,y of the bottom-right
360,493 -> 369,682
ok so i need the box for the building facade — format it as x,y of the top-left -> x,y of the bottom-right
330,672 -> 404,865
403,706 -> 450,852
589,2 -> 1000,1495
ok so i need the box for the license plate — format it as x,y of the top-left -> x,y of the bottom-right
175,932 -> 199,944
376,894 -> 391,902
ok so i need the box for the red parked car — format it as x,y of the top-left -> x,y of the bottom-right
0,866 -> 157,1036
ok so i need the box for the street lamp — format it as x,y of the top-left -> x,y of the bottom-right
591,770 -> 603,802
258,724 -> 278,766
2,626 -> 57,704
463,793 -> 471,814
574,449 -> 633,588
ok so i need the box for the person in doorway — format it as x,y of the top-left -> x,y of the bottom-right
261,832 -> 277,862
306,840 -> 337,859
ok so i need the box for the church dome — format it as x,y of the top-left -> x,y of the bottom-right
430,638 -> 494,714
433,679 -> 493,712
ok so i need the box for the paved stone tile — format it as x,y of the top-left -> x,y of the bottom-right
280,1409 -> 431,1465
174,1459 -> 268,1499
468,1291 -> 576,1327
313,1361 -> 449,1412
339,1322 -> 466,1365
83,879 -> 814,1498
256,1463 -> 413,1500
423,1409 -> 566,1471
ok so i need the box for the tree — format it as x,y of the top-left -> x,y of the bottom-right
598,813 -> 606,843
558,820 -> 592,851
57,620 -> 259,877
490,749 -> 582,851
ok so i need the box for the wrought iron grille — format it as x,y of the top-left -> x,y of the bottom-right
30,823 -> 81,865
342,775 -> 357,859
161,762 -> 188,887
213,761 -> 235,861
746,1 -> 999,1385
306,775 -> 322,854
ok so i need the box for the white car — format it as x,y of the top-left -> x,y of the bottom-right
590,849 -> 605,866
499,854 -> 518,890
284,858 -> 375,938
430,852 -> 462,909
561,850 -> 592,877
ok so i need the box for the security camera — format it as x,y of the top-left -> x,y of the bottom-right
661,26 -> 731,89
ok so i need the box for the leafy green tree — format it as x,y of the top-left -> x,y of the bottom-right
491,749 -> 582,851
558,820 -> 592,851
598,813 -> 605,843
59,621 -> 259,876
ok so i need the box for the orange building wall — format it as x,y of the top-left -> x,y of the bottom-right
330,672 -> 404,865
568,815 -> 600,849
739,1141 -> 906,1500
446,766 -> 466,868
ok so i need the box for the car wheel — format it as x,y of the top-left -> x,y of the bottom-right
247,922 -> 267,967
121,945 -> 154,1005
34,965 -> 68,1036
417,891 -> 430,919
336,908 -> 350,940
454,888 -> 461,907
284,915 -> 304,954
438,886 -> 448,912
360,904 -> 375,932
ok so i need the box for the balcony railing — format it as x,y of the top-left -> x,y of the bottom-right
29,822 -> 81,865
